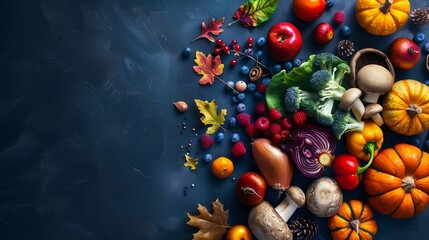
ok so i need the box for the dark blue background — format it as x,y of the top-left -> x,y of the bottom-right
1,0 -> 428,239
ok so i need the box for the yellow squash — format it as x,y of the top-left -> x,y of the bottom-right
382,79 -> 429,136
355,0 -> 410,36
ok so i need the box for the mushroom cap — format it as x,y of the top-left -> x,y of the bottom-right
363,103 -> 383,119
356,64 -> 394,94
306,177 -> 343,218
286,186 -> 306,208
248,201 -> 293,240
340,87 -> 362,110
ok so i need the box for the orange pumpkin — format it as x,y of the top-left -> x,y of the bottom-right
382,79 -> 429,136
328,200 -> 378,240
363,143 -> 429,218
355,0 -> 410,36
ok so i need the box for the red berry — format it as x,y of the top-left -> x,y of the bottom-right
256,83 -> 267,93
236,113 -> 252,127
281,117 -> 293,130
269,123 -> 282,135
234,44 -> 241,51
333,10 -> 345,24
272,133 -> 283,144
247,37 -> 254,44
200,134 -> 214,148
269,108 -> 283,121
280,130 -> 290,139
255,116 -> 271,131
214,48 -> 221,55
232,141 -> 247,158
230,59 -> 237,66
222,45 -> 230,54
254,101 -> 268,116
231,39 -> 238,46
216,38 -> 223,46
292,110 -> 308,126
246,43 -> 253,49
246,123 -> 257,137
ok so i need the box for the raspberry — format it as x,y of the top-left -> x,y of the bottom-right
281,130 -> 290,139
232,141 -> 247,158
254,101 -> 268,116
255,116 -> 271,131
246,123 -> 257,137
270,123 -> 283,135
333,10 -> 345,25
236,113 -> 252,127
281,117 -> 294,130
292,110 -> 308,126
269,108 -> 283,121
272,133 -> 283,144
200,134 -> 214,149
256,83 -> 267,93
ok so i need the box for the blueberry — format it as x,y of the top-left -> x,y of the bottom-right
257,37 -> 266,46
270,64 -> 282,75
245,48 -> 253,55
215,132 -> 225,143
203,153 -> 213,163
232,96 -> 240,103
254,92 -> 263,100
255,50 -> 264,60
225,81 -> 235,91
262,78 -> 270,86
292,58 -> 302,67
283,62 -> 293,72
182,47 -> 192,57
236,103 -> 246,112
229,117 -> 237,127
237,93 -> 246,101
247,83 -> 256,91
414,33 -> 426,44
340,25 -> 351,38
412,138 -> 421,146
325,0 -> 334,9
231,133 -> 240,143
424,42 -> 429,53
240,65 -> 250,75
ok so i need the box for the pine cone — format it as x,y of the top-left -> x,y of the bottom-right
337,40 -> 355,59
290,217 -> 318,240
410,8 -> 429,26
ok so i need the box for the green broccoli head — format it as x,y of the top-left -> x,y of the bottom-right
310,70 -> 332,91
334,63 -> 351,84
331,109 -> 364,139
284,87 -> 318,113
302,98 -> 335,126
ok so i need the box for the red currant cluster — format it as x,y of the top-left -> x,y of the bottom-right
213,37 -> 255,66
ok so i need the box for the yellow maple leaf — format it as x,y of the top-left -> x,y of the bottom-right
186,198 -> 230,240
184,154 -> 198,171
195,99 -> 227,134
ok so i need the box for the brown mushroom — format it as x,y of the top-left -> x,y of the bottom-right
363,103 -> 384,126
340,88 -> 365,121
248,186 -> 305,240
356,64 -> 394,103
306,177 -> 343,218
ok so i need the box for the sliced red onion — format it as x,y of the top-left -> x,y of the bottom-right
280,125 -> 336,178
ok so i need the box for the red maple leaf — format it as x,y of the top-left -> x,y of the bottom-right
193,17 -> 225,42
193,51 -> 224,85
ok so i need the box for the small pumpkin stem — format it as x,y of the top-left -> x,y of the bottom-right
406,104 -> 422,117
380,0 -> 393,14
402,176 -> 416,192
350,219 -> 360,234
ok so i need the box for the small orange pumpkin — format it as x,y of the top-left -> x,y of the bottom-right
363,143 -> 429,218
328,200 -> 378,240
355,0 -> 410,36
382,79 -> 429,136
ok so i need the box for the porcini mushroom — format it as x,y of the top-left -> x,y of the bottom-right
248,186 -> 305,240
306,177 -> 343,218
356,64 -> 394,103
363,103 -> 384,126
340,87 -> 365,121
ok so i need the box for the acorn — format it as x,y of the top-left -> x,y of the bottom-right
410,8 -> 429,26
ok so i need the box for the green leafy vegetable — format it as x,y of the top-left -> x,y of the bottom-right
229,0 -> 279,27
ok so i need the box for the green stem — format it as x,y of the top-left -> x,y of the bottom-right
357,142 -> 378,174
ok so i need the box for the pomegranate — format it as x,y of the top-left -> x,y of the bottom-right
389,37 -> 421,70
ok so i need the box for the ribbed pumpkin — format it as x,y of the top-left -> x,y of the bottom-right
355,0 -> 410,36
363,143 -> 429,218
328,200 -> 378,240
382,79 -> 429,136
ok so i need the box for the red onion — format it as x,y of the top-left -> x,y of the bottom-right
280,125 -> 336,178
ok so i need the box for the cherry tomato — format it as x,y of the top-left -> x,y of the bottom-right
236,172 -> 267,206
211,157 -> 234,179
292,0 -> 326,22
226,225 -> 252,240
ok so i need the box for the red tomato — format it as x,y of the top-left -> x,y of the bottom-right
236,172 -> 267,206
292,0 -> 326,22
226,225 -> 252,240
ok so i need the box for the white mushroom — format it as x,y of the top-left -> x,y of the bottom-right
363,103 -> 384,126
306,177 -> 343,218
356,64 -> 394,103
248,186 -> 305,240
340,88 -> 365,121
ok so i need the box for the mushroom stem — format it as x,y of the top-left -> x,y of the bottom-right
371,113 -> 384,126
362,92 -> 381,104
341,88 -> 366,121
275,194 -> 298,223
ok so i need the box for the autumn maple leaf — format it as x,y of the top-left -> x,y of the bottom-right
193,17 -> 225,42
194,99 -> 226,134
193,51 -> 224,85
184,154 -> 198,171
186,198 -> 230,240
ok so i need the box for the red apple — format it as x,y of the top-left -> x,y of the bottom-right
266,22 -> 303,62
293,0 -> 326,22
314,22 -> 334,45
389,37 -> 421,70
